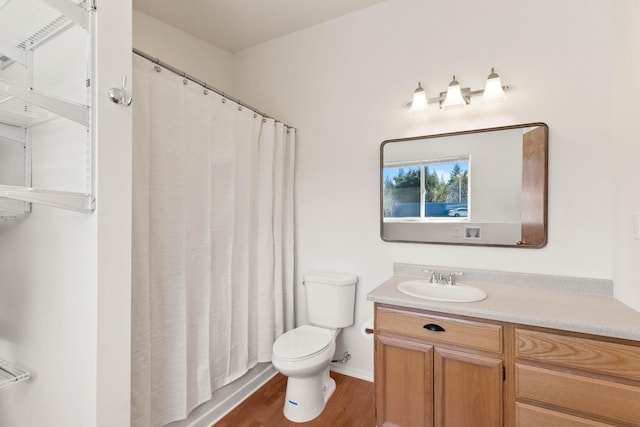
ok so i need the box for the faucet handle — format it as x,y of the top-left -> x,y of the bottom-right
448,271 -> 464,285
421,269 -> 437,283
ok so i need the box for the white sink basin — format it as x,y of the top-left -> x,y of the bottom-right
396,280 -> 487,303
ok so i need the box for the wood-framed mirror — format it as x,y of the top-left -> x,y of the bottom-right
380,123 -> 548,247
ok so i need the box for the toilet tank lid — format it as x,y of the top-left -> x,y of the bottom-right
304,271 -> 358,286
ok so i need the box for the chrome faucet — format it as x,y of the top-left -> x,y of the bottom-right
421,269 -> 463,285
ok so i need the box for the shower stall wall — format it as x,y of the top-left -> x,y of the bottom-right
131,53 -> 295,427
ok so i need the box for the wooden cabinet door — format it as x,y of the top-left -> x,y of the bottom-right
434,348 -> 503,427
375,334 -> 434,427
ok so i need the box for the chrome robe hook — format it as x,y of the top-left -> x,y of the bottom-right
107,75 -> 133,106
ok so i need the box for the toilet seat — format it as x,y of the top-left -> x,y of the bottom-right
273,325 -> 333,362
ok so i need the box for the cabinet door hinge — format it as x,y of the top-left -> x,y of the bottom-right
502,366 -> 506,381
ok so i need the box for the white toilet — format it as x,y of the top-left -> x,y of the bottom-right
272,271 -> 358,422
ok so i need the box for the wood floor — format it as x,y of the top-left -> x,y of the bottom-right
213,372 -> 375,427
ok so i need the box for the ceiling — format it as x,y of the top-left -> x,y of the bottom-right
132,0 -> 388,53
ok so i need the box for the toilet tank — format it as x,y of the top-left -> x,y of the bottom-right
304,271 -> 358,329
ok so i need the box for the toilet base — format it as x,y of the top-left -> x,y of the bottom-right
282,366 -> 336,423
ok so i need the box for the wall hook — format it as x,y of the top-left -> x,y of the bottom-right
107,75 -> 133,106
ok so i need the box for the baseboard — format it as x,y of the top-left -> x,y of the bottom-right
329,363 -> 374,383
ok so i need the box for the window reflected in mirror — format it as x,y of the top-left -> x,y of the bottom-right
383,158 -> 469,220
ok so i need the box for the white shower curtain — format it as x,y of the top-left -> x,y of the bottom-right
131,55 -> 295,427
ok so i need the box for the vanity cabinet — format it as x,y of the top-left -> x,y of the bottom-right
515,327 -> 640,427
374,304 -> 505,427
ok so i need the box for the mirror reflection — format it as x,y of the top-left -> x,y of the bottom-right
380,123 -> 548,247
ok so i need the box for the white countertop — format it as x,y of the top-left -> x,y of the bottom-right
367,275 -> 640,341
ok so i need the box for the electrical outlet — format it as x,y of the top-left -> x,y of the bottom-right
465,226 -> 481,239
633,213 -> 640,240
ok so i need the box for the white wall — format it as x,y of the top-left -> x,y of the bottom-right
232,0 -> 616,379
611,0 -> 640,312
95,1 -> 133,425
133,10 -> 234,93
0,210 -> 98,426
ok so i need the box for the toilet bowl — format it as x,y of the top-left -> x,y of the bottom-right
271,271 -> 358,422
272,325 -> 338,422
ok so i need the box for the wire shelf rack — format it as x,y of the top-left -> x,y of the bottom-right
0,357 -> 30,389
0,0 -> 86,52
0,0 -> 94,212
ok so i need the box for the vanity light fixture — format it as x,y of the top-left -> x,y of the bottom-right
408,68 -> 509,110
442,75 -> 467,108
482,67 -> 506,101
409,82 -> 428,112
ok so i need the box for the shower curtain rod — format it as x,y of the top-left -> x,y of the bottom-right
133,48 -> 292,128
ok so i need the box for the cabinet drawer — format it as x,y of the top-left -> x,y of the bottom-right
516,328 -> 640,381
516,364 -> 640,426
516,403 -> 615,427
376,307 -> 502,353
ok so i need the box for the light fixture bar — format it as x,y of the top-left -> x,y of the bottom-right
407,68 -> 510,110
407,87 -> 509,109
431,86 -> 508,108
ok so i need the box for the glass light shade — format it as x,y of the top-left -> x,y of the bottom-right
442,77 -> 466,108
482,68 -> 506,101
409,82 -> 428,112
